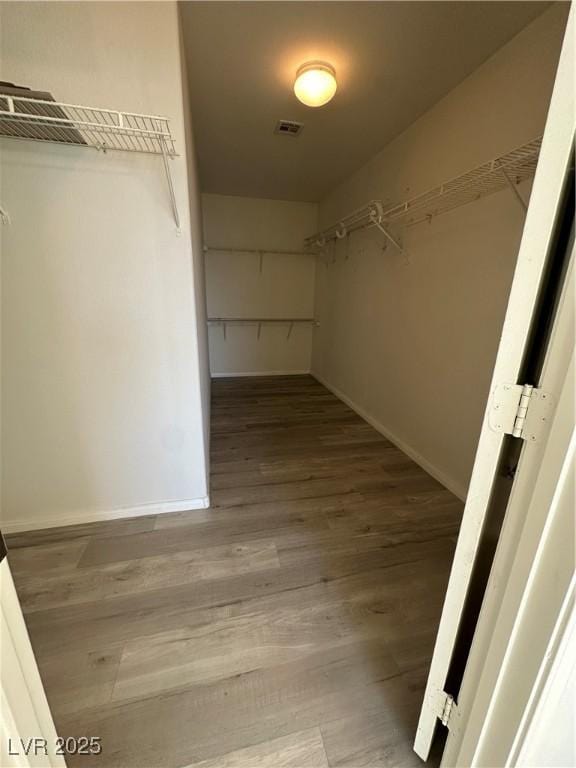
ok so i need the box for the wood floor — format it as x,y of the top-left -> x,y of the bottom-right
7,375 -> 463,768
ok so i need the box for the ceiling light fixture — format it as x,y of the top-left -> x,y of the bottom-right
294,61 -> 337,108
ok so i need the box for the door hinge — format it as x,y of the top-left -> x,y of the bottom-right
489,383 -> 553,443
438,692 -> 456,728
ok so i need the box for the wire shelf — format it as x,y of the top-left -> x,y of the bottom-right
0,91 -> 180,229
0,93 -> 177,156
304,137 -> 542,251
383,137 -> 541,227
207,317 -> 317,341
304,201 -> 379,249
205,246 -> 313,257
207,317 -> 317,324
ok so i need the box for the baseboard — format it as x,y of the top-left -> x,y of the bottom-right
311,370 -> 467,502
1,496 -> 211,534
211,370 -> 311,378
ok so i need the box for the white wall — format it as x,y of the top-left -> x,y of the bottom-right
202,193 -> 318,376
312,5 -> 568,500
0,2 -> 210,531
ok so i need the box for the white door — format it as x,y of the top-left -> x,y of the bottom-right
443,244 -> 574,765
1,552 -> 65,767
414,7 -> 574,761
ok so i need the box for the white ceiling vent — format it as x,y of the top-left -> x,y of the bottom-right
274,120 -> 303,137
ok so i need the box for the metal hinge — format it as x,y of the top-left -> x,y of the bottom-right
489,383 -> 553,443
439,692 -> 456,728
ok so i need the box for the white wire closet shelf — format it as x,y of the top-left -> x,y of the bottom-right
207,317 -> 317,341
0,93 -> 177,154
0,92 -> 180,227
207,317 -> 317,324
204,246 -> 312,257
304,137 -> 542,252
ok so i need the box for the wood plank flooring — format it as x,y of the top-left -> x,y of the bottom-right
7,375 -> 463,767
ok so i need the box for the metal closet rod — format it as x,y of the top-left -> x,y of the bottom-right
305,201 -> 401,252
204,245 -> 313,257
207,317 -> 317,324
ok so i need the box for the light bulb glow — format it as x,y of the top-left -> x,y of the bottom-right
294,62 -> 337,107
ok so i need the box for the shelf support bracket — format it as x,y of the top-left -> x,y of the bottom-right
371,219 -> 403,253
499,165 -> 528,213
368,201 -> 406,258
370,216 -> 408,263
159,136 -> 181,233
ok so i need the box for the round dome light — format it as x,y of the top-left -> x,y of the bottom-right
294,62 -> 337,108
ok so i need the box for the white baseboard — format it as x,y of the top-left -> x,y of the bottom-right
311,370 -> 467,502
211,370 -> 311,378
1,496 -> 211,534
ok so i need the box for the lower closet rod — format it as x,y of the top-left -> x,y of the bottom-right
207,318 -> 318,340
207,317 -> 316,323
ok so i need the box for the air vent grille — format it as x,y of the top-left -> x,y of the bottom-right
274,120 -> 303,137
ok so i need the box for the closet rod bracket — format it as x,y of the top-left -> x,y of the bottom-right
369,204 -> 406,259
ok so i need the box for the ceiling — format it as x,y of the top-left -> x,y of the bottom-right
180,1 -> 549,203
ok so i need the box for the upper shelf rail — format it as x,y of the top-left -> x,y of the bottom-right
383,138 -> 540,227
304,137 -> 542,251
